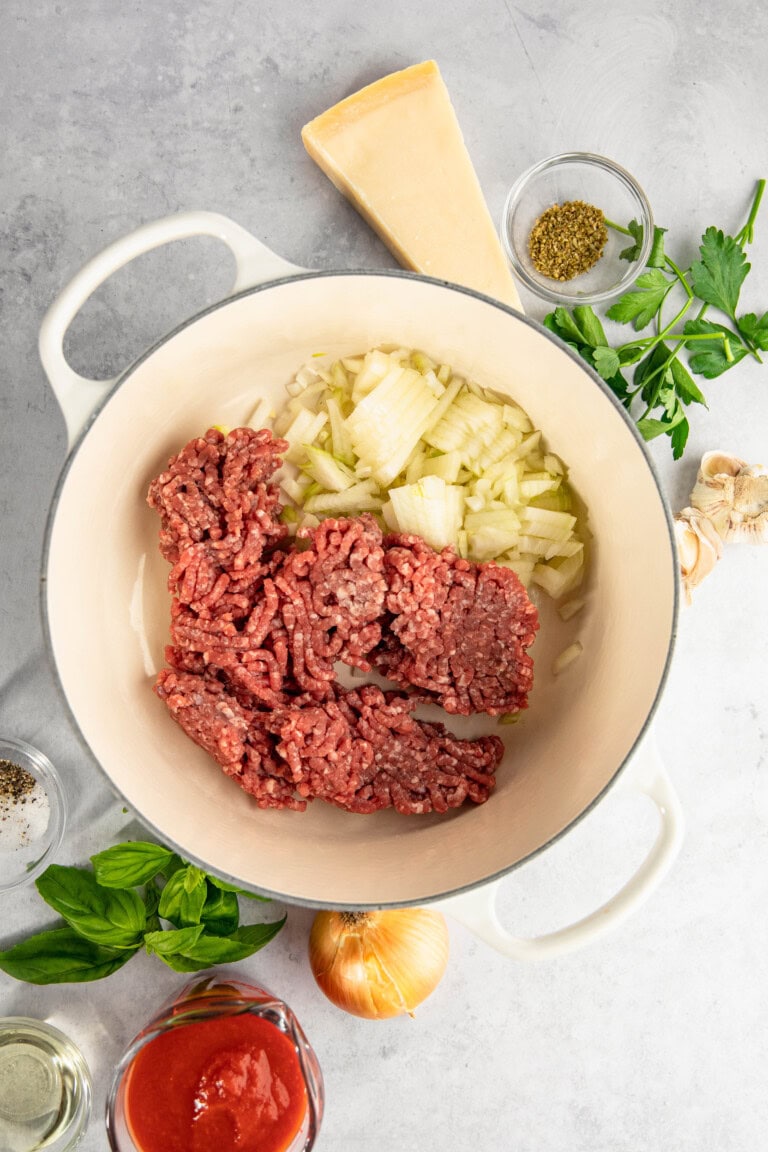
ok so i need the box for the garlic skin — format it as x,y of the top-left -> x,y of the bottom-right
690,451 -> 768,544
673,507 -> 723,605
308,908 -> 449,1019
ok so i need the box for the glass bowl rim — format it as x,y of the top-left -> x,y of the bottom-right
0,735 -> 67,892
501,150 -> 654,306
0,1015 -> 93,1148
105,973 -> 324,1152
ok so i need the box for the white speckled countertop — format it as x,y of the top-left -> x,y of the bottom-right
2,2 -> 767,1149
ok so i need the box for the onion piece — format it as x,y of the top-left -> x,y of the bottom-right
553,641 -> 584,674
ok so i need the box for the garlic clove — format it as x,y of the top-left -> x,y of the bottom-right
673,507 -> 723,605
690,451 -> 768,544
699,450 -> 747,480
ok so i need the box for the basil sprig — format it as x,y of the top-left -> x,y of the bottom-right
0,841 -> 285,984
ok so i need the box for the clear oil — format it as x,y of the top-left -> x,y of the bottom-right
0,1020 -> 91,1152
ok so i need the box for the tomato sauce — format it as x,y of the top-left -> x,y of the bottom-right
124,1013 -> 308,1152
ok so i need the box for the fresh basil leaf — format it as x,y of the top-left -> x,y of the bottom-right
144,880 -> 162,933
200,883 -> 240,937
165,854 -> 186,878
230,920 -> 287,951
0,926 -> 136,984
183,865 -> 207,894
690,227 -> 749,318
208,876 -> 270,901
145,919 -> 285,973
36,865 -> 146,949
91,842 -> 175,888
591,346 -> 620,380
158,866 -> 207,927
684,319 -> 749,378
153,951 -> 212,973
737,311 -> 768,350
618,218 -> 644,263
606,269 -> 671,330
572,305 -> 607,348
144,926 -> 204,956
180,920 -> 287,965
648,226 -> 668,268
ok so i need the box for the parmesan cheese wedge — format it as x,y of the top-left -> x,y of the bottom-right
302,60 -> 522,311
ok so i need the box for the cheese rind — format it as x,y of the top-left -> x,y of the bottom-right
302,61 -> 522,311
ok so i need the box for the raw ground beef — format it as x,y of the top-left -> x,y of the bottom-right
148,427 -> 538,813
372,533 -> 538,715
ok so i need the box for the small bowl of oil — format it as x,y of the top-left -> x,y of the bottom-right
0,1018 -> 92,1151
500,151 -> 654,306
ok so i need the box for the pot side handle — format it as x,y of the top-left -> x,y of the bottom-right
438,732 -> 684,960
38,210 -> 304,450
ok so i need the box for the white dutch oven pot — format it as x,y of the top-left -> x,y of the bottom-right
40,212 -> 683,960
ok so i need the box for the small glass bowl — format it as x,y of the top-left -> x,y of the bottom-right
501,151 -> 654,306
0,736 -> 67,892
106,971 -> 323,1152
0,1016 -> 92,1152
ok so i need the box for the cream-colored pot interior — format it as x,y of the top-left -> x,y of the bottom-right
45,272 -> 677,906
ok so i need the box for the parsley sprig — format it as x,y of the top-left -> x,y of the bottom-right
544,179 -> 766,458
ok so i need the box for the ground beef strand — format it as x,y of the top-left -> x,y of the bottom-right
147,427 -> 288,585
155,668 -> 305,810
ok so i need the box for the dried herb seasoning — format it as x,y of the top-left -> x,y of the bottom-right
529,200 -> 608,281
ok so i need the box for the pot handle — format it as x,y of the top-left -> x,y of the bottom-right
38,210 -> 304,449
438,732 -> 684,960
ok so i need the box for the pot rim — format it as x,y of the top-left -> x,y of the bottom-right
39,267 -> 679,908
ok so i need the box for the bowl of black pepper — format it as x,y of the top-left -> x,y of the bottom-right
0,737 -> 67,892
500,152 -> 654,306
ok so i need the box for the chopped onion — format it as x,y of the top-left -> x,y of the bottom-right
257,346 -> 586,600
553,641 -> 584,674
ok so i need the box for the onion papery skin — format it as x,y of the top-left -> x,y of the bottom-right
308,909 -> 450,1019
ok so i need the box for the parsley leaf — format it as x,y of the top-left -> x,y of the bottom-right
547,306 -> 595,347
668,356 -> 707,406
606,269 -> 671,330
683,319 -> 749,378
670,415 -> 690,459
618,218 -> 644,262
738,311 -> 768,350
572,305 -> 608,347
542,179 -> 766,458
592,346 -> 621,380
648,226 -> 668,268
690,227 -> 750,318
617,222 -> 667,266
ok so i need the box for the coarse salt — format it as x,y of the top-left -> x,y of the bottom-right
0,761 -> 50,854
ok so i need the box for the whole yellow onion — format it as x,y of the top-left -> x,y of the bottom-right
308,908 -> 450,1019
